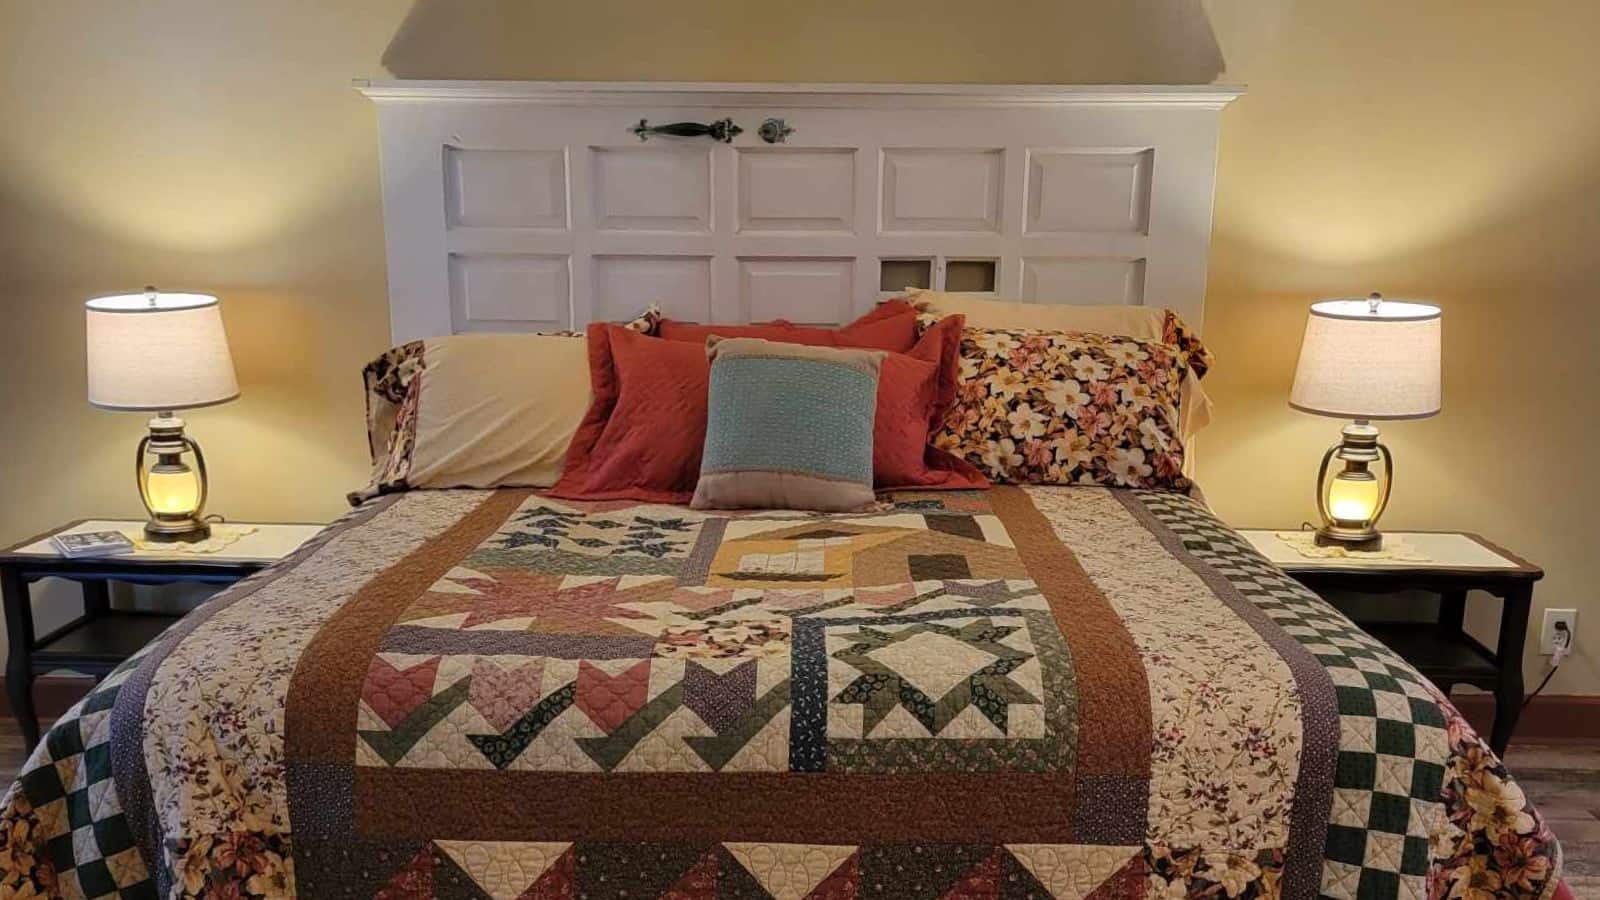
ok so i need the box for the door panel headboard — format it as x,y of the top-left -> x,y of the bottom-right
358,81 -> 1241,343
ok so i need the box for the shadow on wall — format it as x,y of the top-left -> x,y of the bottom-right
381,0 -> 1225,84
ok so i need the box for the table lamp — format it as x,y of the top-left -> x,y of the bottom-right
86,287 -> 239,542
1289,292 -> 1441,551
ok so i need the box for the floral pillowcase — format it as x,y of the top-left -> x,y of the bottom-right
924,315 -> 1201,490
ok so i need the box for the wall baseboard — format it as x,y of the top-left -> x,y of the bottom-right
1452,692 -> 1600,743
0,675 -> 95,720
0,677 -> 1594,744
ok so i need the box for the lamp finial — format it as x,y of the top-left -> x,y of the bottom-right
1367,291 -> 1382,314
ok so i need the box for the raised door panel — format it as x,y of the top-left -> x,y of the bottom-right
881,148 -> 1004,233
592,147 -> 712,232
738,258 -> 854,325
449,254 -> 571,332
592,255 -> 713,323
1021,257 -> 1147,306
445,148 -> 569,230
736,148 -> 856,233
1025,149 -> 1152,235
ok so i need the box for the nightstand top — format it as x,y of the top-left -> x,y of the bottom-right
3,519 -> 324,567
1236,529 -> 1542,579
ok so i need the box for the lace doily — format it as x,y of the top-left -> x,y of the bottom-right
1274,530 -> 1429,561
124,523 -> 258,554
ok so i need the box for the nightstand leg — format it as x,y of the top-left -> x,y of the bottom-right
1439,590 -> 1466,636
1489,584 -> 1533,757
1,567 -> 40,753
1434,593 -> 1465,699
82,579 -> 110,618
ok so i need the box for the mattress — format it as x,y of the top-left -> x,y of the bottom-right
0,487 -> 1563,899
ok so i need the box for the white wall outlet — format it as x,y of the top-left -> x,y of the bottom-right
1540,608 -> 1577,655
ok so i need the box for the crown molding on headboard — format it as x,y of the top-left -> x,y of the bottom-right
354,79 -> 1244,110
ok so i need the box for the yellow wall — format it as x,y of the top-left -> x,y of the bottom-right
2,1 -> 1596,693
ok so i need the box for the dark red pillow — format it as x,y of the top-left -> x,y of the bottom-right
550,325 -> 708,503
656,299 -> 919,352
873,316 -> 987,490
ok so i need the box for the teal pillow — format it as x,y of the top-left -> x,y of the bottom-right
690,337 -> 884,511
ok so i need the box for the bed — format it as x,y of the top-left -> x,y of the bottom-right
0,486 -> 1564,898
0,83 -> 1565,899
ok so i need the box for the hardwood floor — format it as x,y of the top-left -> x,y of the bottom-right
0,720 -> 1592,891
0,719 -> 30,785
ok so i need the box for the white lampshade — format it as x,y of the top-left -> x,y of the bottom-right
1289,296 -> 1441,420
86,290 -> 240,411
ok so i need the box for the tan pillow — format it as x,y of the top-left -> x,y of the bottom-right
905,289 -> 1169,336
355,333 -> 592,500
408,334 -> 592,489
905,289 -> 1214,441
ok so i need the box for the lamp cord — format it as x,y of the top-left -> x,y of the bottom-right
1523,668 -> 1560,711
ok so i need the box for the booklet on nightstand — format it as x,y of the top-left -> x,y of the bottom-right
49,530 -> 135,558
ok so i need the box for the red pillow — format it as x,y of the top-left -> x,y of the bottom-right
550,325 -> 708,503
656,299 -> 919,352
874,317 -> 987,490
552,312 -> 986,502
656,303 -> 980,489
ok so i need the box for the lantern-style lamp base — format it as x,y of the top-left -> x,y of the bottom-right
137,413 -> 212,543
1312,421 -> 1393,552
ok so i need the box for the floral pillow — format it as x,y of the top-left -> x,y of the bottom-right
929,322 -> 1194,490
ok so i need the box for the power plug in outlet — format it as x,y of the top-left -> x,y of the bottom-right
1540,608 -> 1577,655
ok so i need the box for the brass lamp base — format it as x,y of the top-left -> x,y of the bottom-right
1311,420 -> 1394,554
143,517 -> 212,543
1314,526 -> 1383,552
136,412 -> 212,543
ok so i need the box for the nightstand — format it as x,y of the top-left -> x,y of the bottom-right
1237,529 -> 1542,756
0,519 -> 323,751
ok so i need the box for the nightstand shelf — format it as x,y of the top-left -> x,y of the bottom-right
1236,529 -> 1542,756
1357,623 -> 1497,681
1,518 -> 323,751
32,610 -> 180,668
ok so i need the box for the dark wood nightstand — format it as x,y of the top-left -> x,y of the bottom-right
1236,529 -> 1543,756
0,519 -> 322,751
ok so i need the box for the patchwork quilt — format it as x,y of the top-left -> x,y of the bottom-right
0,487 -> 1563,899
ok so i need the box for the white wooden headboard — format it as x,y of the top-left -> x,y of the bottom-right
357,81 -> 1241,343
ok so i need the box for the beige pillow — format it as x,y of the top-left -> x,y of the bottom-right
407,333 -> 592,489
355,333 -> 593,501
905,289 -> 1170,337
905,288 -> 1214,440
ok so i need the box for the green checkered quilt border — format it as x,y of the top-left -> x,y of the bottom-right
1134,491 -> 1447,900
4,644 -> 158,898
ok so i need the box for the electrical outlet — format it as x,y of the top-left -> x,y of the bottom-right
1540,608 -> 1577,655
